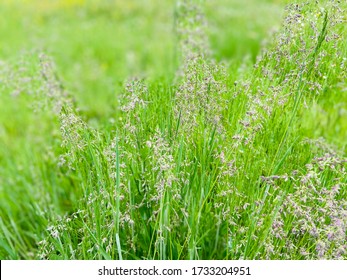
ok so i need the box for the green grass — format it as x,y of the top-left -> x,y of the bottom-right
0,0 -> 346,260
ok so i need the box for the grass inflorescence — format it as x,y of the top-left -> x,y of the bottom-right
0,0 -> 346,260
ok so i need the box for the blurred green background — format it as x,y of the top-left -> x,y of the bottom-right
0,0 -> 287,119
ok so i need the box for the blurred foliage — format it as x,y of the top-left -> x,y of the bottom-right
0,0 -> 287,119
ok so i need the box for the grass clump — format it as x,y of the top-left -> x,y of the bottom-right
0,0 -> 346,260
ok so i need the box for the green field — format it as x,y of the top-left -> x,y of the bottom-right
0,0 -> 346,260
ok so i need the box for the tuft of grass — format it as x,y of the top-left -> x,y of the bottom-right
0,0 -> 346,260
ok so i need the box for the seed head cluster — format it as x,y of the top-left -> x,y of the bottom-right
4,0 -> 343,260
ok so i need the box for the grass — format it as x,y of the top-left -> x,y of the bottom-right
0,0 -> 346,260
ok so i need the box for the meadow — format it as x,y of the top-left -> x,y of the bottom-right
0,0 -> 346,260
